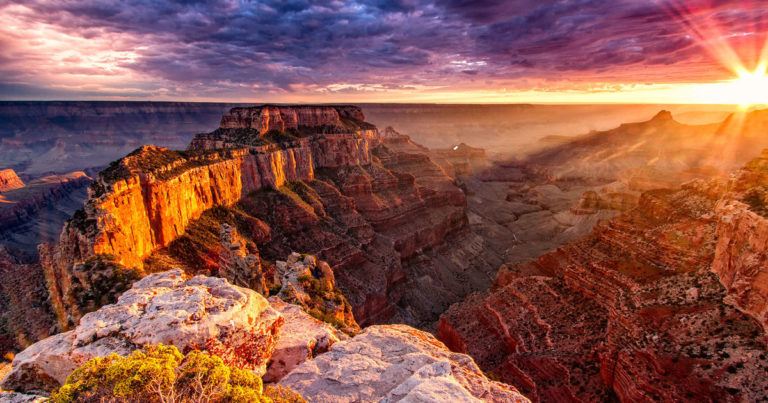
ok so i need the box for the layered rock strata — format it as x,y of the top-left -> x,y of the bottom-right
440,179 -> 768,401
712,149 -> 768,330
218,104 -> 367,134
41,105 -> 498,331
279,324 -> 529,403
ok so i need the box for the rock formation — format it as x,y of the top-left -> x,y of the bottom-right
525,109 -> 768,192
218,104 -> 367,134
279,324 -> 528,403
265,297 -> 348,382
712,149 -> 768,330
275,252 -> 359,335
571,190 -> 638,215
1,270 -> 283,393
0,169 -> 24,193
2,271 -> 519,402
0,391 -> 46,402
439,178 -> 768,402
40,105 -> 500,332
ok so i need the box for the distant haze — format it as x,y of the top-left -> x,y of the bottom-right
0,102 -> 740,177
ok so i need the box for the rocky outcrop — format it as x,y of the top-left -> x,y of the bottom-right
216,223 -> 268,293
0,169 -> 23,193
265,297 -> 348,383
279,324 -> 529,403
712,150 -> 768,330
275,252 -> 359,335
440,179 -> 768,402
431,142 -> 488,178
1,270 -> 283,393
2,269 -> 523,401
42,105 -> 500,330
190,105 -> 378,153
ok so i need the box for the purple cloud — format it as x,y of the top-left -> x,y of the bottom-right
0,0 -> 766,100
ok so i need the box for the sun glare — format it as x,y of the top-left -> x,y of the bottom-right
725,70 -> 768,109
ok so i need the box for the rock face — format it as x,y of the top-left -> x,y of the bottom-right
218,105 -> 367,134
279,324 -> 529,403
0,169 -> 24,192
2,270 -> 522,401
275,252 -> 360,335
265,297 -> 348,383
439,179 -> 768,402
1,270 -> 283,393
42,105 -> 500,331
712,150 -> 768,330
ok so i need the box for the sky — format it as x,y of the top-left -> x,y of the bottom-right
1,0 -> 768,103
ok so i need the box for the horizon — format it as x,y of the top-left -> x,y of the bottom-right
0,99 -> 757,108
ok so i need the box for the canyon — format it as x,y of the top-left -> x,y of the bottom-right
38,105 -> 500,334
438,162 -> 768,401
5,104 -> 768,401
0,171 -> 91,257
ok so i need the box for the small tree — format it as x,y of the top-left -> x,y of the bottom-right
50,344 -> 304,403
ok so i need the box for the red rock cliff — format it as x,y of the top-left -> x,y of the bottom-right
41,105 -> 498,333
712,149 -> 768,330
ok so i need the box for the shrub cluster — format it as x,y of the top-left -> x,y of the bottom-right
50,344 -> 304,403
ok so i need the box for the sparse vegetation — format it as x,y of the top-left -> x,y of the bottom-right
294,269 -> 356,332
743,187 -> 768,217
69,208 -> 97,233
50,344 -> 304,403
69,254 -> 141,318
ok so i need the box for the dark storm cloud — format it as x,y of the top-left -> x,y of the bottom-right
1,0 -> 768,98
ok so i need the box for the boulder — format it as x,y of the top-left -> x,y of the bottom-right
279,324 -> 528,403
264,297 -> 348,382
1,270 -> 283,393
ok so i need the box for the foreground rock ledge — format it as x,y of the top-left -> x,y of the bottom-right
279,324 -> 529,403
1,270 -> 283,393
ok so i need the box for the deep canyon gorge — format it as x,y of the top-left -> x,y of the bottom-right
3,104 -> 768,402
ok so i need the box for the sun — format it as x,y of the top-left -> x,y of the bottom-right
724,70 -> 768,109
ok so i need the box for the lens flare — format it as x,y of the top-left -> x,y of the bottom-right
662,0 -> 768,107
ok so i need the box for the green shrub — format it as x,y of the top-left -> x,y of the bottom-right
50,344 -> 305,403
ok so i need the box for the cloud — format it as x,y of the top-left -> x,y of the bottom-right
0,0 -> 766,100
